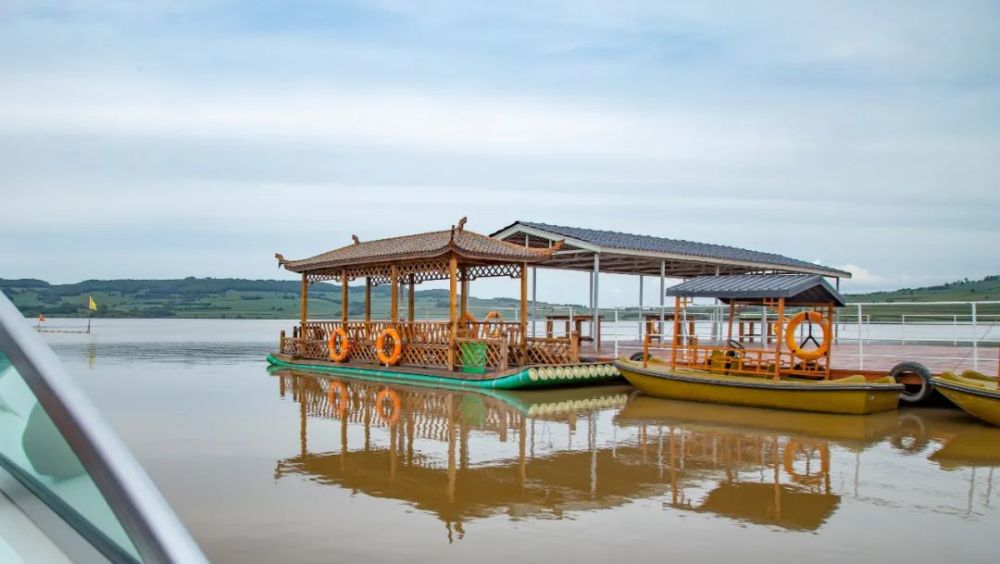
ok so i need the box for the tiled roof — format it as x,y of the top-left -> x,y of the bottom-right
281,228 -> 553,273
666,274 -> 846,305
493,221 -> 850,278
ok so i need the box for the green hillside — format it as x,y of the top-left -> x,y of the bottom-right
846,275 -> 1000,303
0,277 -> 578,319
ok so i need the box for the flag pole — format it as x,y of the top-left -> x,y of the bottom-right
88,309 -> 92,334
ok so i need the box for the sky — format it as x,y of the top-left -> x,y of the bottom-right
1,1 -> 998,306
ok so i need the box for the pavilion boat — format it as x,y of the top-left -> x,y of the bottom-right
268,219 -> 622,390
615,274 -> 918,415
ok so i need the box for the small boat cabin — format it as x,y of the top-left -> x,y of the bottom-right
651,274 -> 847,380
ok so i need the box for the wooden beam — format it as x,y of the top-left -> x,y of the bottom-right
364,277 -> 371,322
448,255 -> 458,370
408,273 -> 415,321
341,271 -> 349,323
300,273 -> 309,339
520,263 -> 528,356
460,267 -> 469,319
390,264 -> 399,324
774,298 -> 785,380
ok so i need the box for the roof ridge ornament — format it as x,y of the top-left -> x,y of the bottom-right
352,234 -> 361,245
457,216 -> 468,231
274,253 -> 287,267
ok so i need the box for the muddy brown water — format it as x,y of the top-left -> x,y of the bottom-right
40,320 -> 999,563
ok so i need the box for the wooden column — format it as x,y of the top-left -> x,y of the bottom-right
299,273 -> 309,339
670,296 -> 680,369
448,255 -> 458,369
364,277 -> 371,322
520,262 -> 528,355
460,267 -> 469,319
408,273 -> 416,321
390,264 -> 399,324
341,271 -> 349,323
773,298 -> 785,380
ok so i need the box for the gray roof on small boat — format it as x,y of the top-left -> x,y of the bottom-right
666,274 -> 847,306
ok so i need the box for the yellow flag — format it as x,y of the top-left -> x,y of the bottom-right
88,296 -> 97,311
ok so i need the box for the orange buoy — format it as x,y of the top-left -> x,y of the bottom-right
327,326 -> 351,362
783,441 -> 830,486
784,311 -> 831,361
376,328 -> 402,365
327,381 -> 349,416
375,388 -> 401,425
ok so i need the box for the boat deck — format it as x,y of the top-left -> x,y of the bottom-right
581,340 -> 999,375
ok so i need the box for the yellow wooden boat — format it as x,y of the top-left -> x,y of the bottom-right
615,358 -> 902,415
932,371 -> 1000,427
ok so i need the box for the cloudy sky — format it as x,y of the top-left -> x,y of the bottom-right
2,1 -> 998,305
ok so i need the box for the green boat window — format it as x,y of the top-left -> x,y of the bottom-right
0,350 -> 141,562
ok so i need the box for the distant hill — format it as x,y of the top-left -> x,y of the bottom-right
3,275 -> 997,320
845,275 -> 1000,303
0,277 -> 578,319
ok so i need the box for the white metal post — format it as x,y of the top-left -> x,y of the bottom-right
638,275 -> 644,340
614,306 -> 619,358
972,302 -> 979,370
856,303 -> 864,370
659,260 -> 666,339
593,253 -> 600,352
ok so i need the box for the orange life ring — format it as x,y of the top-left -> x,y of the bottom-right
375,388 -> 401,426
482,310 -> 504,338
783,441 -> 830,486
327,327 -> 350,362
784,311 -> 831,361
327,381 -> 349,416
376,328 -> 402,365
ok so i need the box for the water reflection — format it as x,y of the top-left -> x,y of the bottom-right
271,370 -> 999,540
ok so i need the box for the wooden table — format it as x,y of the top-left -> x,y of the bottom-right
545,315 -> 603,344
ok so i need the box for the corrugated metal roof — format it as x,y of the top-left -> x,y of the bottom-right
492,221 -> 850,278
666,274 -> 846,305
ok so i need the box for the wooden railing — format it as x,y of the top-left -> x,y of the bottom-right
280,320 -> 579,370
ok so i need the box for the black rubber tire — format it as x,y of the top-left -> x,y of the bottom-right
629,351 -> 647,362
889,362 -> 934,405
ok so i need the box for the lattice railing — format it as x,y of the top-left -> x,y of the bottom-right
284,320 -> 576,368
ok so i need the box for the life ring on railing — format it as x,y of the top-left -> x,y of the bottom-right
327,327 -> 350,362
461,311 -> 479,338
327,381 -> 349,416
482,310 -> 504,338
784,311 -> 831,361
376,328 -> 402,365
375,388 -> 401,425
783,441 -> 830,486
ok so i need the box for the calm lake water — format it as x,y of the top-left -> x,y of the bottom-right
38,319 -> 1000,563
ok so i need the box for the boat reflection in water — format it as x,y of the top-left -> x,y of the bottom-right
270,370 -> 998,540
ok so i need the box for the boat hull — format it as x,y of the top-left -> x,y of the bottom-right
614,360 -> 902,415
933,375 -> 1000,427
267,354 -> 622,390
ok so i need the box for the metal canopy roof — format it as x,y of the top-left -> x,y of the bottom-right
666,274 -> 847,306
490,221 -> 850,279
